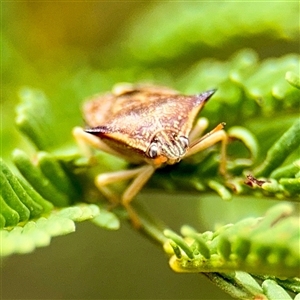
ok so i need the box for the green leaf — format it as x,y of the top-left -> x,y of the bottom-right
12,149 -> 71,207
254,119 -> 300,177
91,209 -> 120,230
270,160 -> 300,179
1,158 -> 43,218
164,229 -> 195,260
15,88 -> 56,150
37,151 -> 78,199
17,177 -> 54,213
57,204 -> 100,222
234,272 -> 263,296
166,203 -> 300,278
0,203 -> 101,257
0,195 -> 20,227
262,279 -> 293,300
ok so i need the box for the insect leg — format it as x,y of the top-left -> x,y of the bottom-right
96,164 -> 155,227
122,164 -> 155,227
186,123 -> 227,174
121,164 -> 155,206
94,166 -> 151,202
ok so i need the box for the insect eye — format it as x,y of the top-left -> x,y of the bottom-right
178,136 -> 189,149
147,143 -> 159,158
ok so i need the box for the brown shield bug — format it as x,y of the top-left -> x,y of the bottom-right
73,83 -> 227,226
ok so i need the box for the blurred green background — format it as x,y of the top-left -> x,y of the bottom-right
1,1 -> 299,299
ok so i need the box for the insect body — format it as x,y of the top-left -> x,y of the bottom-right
73,83 -> 227,225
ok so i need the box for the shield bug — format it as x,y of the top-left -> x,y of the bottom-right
73,83 -> 227,226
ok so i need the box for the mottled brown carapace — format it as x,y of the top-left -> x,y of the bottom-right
73,83 -> 227,226
83,84 -> 216,166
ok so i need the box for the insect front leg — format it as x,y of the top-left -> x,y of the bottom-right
187,123 -> 228,174
95,164 -> 155,226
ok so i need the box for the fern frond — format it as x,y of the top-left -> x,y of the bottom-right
91,210 -> 120,230
0,204 -> 100,257
12,149 -> 72,207
252,123 -> 299,190
1,150 -> 119,256
164,203 -> 299,277
246,119 -> 300,199
0,159 -> 53,227
1,52 -> 299,297
152,118 -> 299,202
179,49 -> 299,123
164,203 -> 299,298
147,50 -> 300,201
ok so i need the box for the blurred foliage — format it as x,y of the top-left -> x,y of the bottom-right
1,1 -> 300,299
